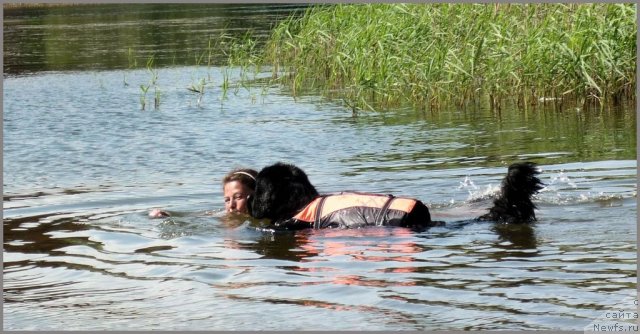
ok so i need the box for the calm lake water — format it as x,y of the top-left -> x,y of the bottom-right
3,4 -> 638,331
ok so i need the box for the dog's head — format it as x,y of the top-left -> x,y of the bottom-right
249,162 -> 319,221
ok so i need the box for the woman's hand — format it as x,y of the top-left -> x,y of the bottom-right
149,208 -> 170,218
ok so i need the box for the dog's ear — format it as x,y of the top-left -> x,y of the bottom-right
249,163 -> 286,219
249,172 -> 277,219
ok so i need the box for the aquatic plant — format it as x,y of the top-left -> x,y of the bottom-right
154,87 -> 161,110
128,47 -> 137,69
146,56 -> 158,86
139,83 -> 149,110
123,47 -> 137,87
224,30 -> 266,94
255,3 -> 636,111
187,78 -> 206,107
221,68 -> 230,100
185,31 -> 259,107
137,55 -> 161,110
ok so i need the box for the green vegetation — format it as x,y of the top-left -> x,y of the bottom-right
250,3 -> 636,111
187,78 -> 206,107
139,55 -> 160,110
181,32 -> 258,107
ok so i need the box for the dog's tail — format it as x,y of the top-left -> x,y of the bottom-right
478,162 -> 543,223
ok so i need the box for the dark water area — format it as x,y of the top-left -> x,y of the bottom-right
3,4 -> 638,331
3,3 -> 306,74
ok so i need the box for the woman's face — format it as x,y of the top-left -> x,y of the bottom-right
223,181 -> 253,214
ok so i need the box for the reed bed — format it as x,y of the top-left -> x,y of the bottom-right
255,3 -> 636,111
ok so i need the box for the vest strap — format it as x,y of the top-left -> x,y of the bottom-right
313,195 -> 329,229
374,195 -> 395,226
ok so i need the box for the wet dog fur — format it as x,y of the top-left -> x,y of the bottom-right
249,162 -> 543,229
477,162 -> 544,223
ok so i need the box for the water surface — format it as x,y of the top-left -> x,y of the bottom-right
4,3 -> 306,74
3,4 -> 637,331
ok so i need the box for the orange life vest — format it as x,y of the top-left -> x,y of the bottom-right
273,192 -> 430,229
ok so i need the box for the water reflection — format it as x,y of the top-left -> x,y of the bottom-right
3,173 -> 636,330
491,223 -> 539,252
340,104 -> 636,171
3,4 -> 636,329
4,4 -> 307,74
3,213 -> 100,255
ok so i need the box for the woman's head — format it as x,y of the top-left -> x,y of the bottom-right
222,168 -> 257,214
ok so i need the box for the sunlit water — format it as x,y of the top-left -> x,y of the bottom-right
3,4 -> 638,331
4,66 -> 637,331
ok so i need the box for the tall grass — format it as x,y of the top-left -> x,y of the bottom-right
258,3 -> 636,111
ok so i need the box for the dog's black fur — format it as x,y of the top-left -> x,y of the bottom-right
249,162 -> 543,228
249,162 -> 319,222
477,162 -> 544,223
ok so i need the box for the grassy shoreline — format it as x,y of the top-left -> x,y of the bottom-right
249,3 -> 636,111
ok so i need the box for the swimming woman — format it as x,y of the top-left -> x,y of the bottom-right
148,168 -> 258,218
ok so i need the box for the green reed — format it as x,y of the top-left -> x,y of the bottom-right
132,54 -> 163,111
125,26 -> 270,109
139,83 -> 149,110
187,78 -> 206,107
140,55 -> 161,110
256,3 -> 636,111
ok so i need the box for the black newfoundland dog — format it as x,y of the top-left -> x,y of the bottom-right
249,162 -> 543,230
